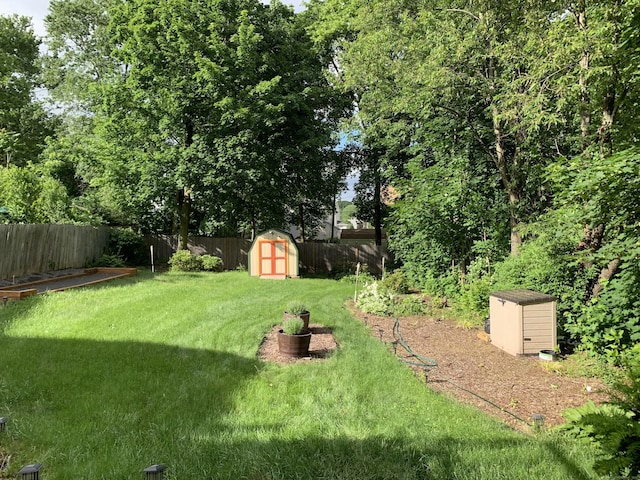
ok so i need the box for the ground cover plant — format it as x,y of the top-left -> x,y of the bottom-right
0,271 -> 601,479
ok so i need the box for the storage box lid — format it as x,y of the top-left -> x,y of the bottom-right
489,289 -> 556,305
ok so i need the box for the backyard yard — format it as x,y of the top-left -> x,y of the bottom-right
0,271 -> 601,479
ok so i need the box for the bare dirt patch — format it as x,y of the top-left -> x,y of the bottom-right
259,302 -> 609,431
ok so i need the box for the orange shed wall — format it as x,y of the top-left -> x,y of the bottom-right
248,231 -> 298,278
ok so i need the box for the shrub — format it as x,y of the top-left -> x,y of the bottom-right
92,254 -> 125,268
356,281 -> 395,317
339,270 -> 376,284
201,255 -> 223,272
108,228 -> 147,266
282,317 -> 305,335
168,250 -> 203,272
331,262 -> 375,282
565,261 -> 640,363
560,346 -> 640,478
381,270 -> 410,294
393,295 -> 426,317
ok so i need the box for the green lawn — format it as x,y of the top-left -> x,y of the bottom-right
0,271 -> 598,479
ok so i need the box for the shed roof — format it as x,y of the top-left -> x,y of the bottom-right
489,289 -> 556,305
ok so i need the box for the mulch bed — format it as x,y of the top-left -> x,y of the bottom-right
259,301 -> 609,432
258,324 -> 338,364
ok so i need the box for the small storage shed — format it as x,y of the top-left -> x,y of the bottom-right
248,229 -> 299,279
489,289 -> 557,356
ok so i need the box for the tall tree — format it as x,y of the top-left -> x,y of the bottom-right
44,0 -> 115,111
87,0 -> 347,245
559,0 -> 640,301
0,15 -> 57,167
309,0 -> 589,260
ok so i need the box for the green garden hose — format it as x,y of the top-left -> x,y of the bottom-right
392,318 -> 533,426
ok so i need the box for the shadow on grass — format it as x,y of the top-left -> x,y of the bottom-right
164,433 -> 595,480
0,335 -> 263,478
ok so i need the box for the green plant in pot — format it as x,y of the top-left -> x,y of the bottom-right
283,300 -> 310,329
278,316 -> 312,357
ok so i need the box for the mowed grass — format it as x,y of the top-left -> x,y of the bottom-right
0,271 -> 597,479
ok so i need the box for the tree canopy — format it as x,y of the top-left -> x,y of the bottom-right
36,0 -> 350,244
307,0 -> 640,360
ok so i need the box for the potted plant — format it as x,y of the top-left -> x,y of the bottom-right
277,317 -> 312,357
283,300 -> 310,329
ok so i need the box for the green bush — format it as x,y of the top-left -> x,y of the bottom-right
356,281 -> 395,316
331,262 -> 375,281
381,270 -> 410,294
168,250 -> 203,272
393,295 -> 426,317
561,346 -> 640,478
339,270 -> 376,284
108,228 -> 147,266
201,254 -> 223,272
285,300 -> 308,315
453,258 -> 494,325
565,260 -> 640,363
92,254 -> 125,268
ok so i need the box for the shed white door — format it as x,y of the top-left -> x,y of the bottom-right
259,240 -> 287,276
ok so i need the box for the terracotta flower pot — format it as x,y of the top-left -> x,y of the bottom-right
277,329 -> 312,357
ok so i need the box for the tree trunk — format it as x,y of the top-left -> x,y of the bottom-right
598,0 -> 622,157
486,48 -> 522,255
573,0 -> 623,302
598,76 -> 616,157
574,0 -> 591,147
373,159 -> 382,246
330,193 -> 336,241
590,258 -> 621,299
298,204 -> 306,243
491,103 -> 522,255
251,216 -> 257,241
178,187 -> 191,251
178,118 -> 194,251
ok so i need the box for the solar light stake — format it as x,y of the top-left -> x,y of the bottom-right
531,413 -> 545,429
18,463 -> 42,480
0,417 -> 6,433
144,464 -> 167,480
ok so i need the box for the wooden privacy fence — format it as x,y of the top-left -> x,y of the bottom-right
146,235 -> 390,274
0,224 -> 109,281
0,227 -> 389,281
146,235 -> 253,271
297,242 -> 390,275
